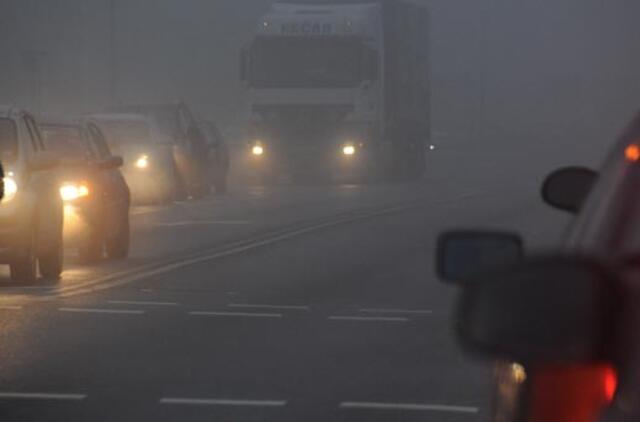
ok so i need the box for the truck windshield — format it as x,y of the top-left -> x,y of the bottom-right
0,119 -> 18,164
249,36 -> 365,88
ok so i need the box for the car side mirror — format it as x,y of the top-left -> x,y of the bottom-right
28,151 -> 59,172
542,167 -> 597,213
457,256 -> 619,363
98,156 -> 123,170
436,230 -> 524,284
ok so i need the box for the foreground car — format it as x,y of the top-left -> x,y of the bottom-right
40,118 -> 130,262
0,106 -> 63,282
436,112 -> 640,421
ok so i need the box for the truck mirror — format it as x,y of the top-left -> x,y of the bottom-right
436,230 -> 524,284
456,256 -> 619,364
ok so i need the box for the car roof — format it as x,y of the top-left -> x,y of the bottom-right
89,112 -> 150,123
0,105 -> 21,119
38,114 -> 81,127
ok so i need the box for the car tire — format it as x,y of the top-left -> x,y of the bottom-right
106,212 -> 130,260
10,228 -> 37,284
38,236 -> 63,280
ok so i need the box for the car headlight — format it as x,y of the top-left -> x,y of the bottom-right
60,182 -> 90,202
2,176 -> 17,203
135,154 -> 149,169
252,144 -> 264,156
342,144 -> 356,156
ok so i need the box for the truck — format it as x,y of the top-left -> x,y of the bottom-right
240,0 -> 430,183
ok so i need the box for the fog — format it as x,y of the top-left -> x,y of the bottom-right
2,0 -> 639,166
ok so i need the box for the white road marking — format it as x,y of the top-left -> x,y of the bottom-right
159,398 -> 286,407
359,308 -> 432,315
190,311 -> 283,318
328,316 -> 408,322
340,402 -> 479,414
59,307 -> 145,315
228,303 -> 310,311
0,305 -> 23,310
108,300 -> 179,307
0,392 -> 87,401
50,203 -> 414,299
154,220 -> 252,227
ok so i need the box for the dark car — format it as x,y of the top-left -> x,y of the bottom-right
106,102 -> 209,200
40,118 -> 130,263
199,120 -> 230,194
435,112 -> 640,421
0,106 -> 63,283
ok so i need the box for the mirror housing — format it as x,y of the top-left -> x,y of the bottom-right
98,156 -> 123,170
457,256 -> 619,364
28,151 -> 59,172
542,167 -> 597,213
436,230 -> 524,284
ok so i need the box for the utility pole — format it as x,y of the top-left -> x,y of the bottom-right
109,0 -> 117,105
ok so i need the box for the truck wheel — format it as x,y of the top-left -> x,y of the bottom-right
11,229 -> 37,284
106,213 -> 130,260
78,227 -> 103,264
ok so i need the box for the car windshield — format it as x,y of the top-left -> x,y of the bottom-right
41,125 -> 93,160
249,36 -> 365,88
98,120 -> 152,146
0,118 -> 18,164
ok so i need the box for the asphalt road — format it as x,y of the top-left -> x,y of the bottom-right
0,156 -> 568,422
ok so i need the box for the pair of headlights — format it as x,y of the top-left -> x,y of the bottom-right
250,142 -> 358,156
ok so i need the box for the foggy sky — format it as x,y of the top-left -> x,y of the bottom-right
2,0 -> 640,167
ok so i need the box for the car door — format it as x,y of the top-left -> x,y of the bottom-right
86,123 -> 129,230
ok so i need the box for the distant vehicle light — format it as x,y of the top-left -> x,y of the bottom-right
252,145 -> 264,156
604,366 -> 618,403
342,144 -> 356,156
511,363 -> 527,384
60,182 -> 90,202
2,176 -> 17,203
135,154 -> 149,169
429,144 -> 436,151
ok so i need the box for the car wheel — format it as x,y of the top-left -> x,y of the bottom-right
106,212 -> 130,260
38,235 -> 63,280
10,228 -> 37,284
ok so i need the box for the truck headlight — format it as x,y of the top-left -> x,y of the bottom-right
252,144 -> 264,156
135,154 -> 149,169
342,144 -> 356,156
2,176 -> 17,203
60,182 -> 90,202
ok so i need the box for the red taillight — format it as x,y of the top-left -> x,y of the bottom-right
530,364 -> 617,422
625,144 -> 640,162
603,366 -> 618,403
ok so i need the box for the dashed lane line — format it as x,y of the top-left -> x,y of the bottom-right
328,316 -> 409,322
159,398 -> 287,407
228,303 -> 310,311
358,308 -> 433,315
59,307 -> 145,315
108,300 -> 180,307
189,311 -> 283,318
0,392 -> 87,401
340,401 -> 479,414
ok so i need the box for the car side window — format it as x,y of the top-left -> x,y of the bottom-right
87,124 -> 112,159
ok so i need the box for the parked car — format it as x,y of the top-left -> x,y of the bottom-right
106,102 -> 209,199
435,111 -> 640,421
0,106 -> 63,282
199,120 -> 230,194
40,117 -> 130,262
